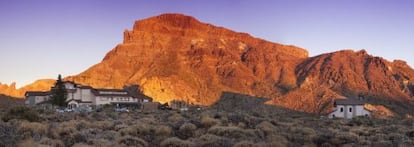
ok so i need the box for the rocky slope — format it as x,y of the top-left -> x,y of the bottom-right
275,50 -> 414,115
65,13 -> 309,105
2,13 -> 414,116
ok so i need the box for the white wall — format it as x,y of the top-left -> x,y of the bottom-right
80,89 -> 93,102
329,105 -> 370,119
64,83 -> 75,89
94,96 -> 138,105
25,96 -> 35,107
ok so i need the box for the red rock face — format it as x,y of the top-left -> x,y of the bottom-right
65,13 -> 309,105
2,13 -> 414,116
295,50 -> 414,100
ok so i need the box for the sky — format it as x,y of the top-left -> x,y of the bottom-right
1,0 -> 414,88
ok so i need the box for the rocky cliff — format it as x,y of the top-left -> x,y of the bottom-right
3,13 -> 414,116
66,13 -> 309,105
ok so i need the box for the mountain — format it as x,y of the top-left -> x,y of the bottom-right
65,13 -> 309,106
0,79 -> 55,98
2,13 -> 414,116
275,50 -> 414,115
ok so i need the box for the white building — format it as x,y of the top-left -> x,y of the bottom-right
328,98 -> 371,119
25,91 -> 50,107
25,81 -> 151,109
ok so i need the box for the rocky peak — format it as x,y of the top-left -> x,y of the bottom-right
137,13 -> 200,30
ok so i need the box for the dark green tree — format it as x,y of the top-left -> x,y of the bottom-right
50,74 -> 67,107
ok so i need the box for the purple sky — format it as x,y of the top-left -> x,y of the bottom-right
1,0 -> 414,87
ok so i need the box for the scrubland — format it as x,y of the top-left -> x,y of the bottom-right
1,105 -> 413,147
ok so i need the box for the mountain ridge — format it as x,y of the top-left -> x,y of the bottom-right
1,13 -> 413,116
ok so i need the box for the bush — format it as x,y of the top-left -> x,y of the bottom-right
160,137 -> 194,147
266,135 -> 288,146
0,122 -> 20,146
331,132 -> 359,145
255,121 -> 278,138
233,141 -> 254,147
168,113 -> 184,122
90,120 -> 114,130
196,134 -> 231,147
348,116 -> 374,126
200,116 -> 219,128
207,126 -> 255,139
155,125 -> 172,137
38,137 -> 64,147
17,121 -> 48,139
2,106 -> 40,122
117,135 -> 148,147
255,141 -> 287,147
178,123 -> 197,139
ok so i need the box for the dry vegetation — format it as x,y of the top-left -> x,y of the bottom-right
0,104 -> 414,147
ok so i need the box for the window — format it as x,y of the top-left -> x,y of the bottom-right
340,107 -> 343,112
349,107 -> 352,112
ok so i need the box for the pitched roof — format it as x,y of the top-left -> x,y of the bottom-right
334,98 -> 365,105
25,91 -> 50,96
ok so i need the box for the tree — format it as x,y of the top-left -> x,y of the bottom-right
50,74 -> 67,107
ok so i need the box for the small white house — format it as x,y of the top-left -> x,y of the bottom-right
328,98 -> 371,119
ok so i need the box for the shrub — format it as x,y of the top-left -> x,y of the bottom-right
2,106 -> 40,122
405,129 -> 414,138
255,121 -> 278,138
371,140 -> 393,146
287,126 -> 316,144
233,141 -> 254,147
17,121 -> 48,139
89,112 -> 107,121
38,137 -> 64,147
348,116 -> 374,126
178,123 -> 197,139
117,135 -> 148,147
17,138 -> 36,147
196,134 -> 231,147
208,126 -> 255,139
91,120 -> 114,130
266,135 -> 288,146
200,116 -> 219,128
72,143 -> 93,147
331,132 -> 359,145
160,137 -> 194,147
0,122 -> 20,146
168,113 -> 184,122
254,141 -> 287,147
118,123 -> 151,137
155,125 -> 172,137
87,139 -> 114,146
